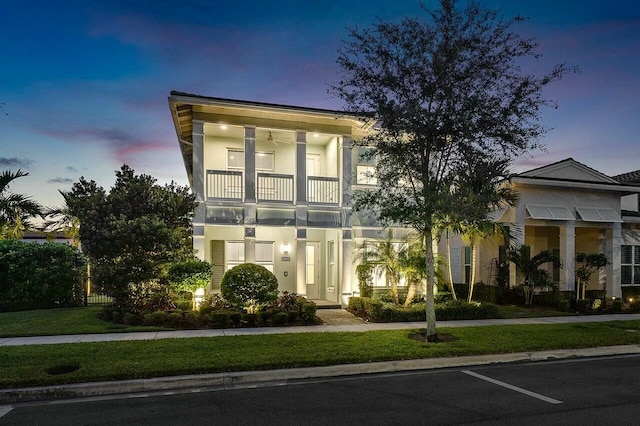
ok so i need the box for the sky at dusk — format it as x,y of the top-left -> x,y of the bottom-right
1,0 -> 639,208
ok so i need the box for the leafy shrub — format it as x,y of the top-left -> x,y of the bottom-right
199,292 -> 232,314
435,300 -> 499,321
622,286 -> 640,300
143,311 -> 168,326
356,264 -> 374,298
274,291 -> 306,312
272,311 -> 289,326
347,297 -> 383,321
220,263 -> 279,312
301,302 -> 317,324
243,313 -> 258,326
209,311 -> 231,328
629,299 -> 640,313
349,297 -> 498,322
611,299 -> 624,312
167,311 -> 184,328
127,281 -> 175,313
0,241 -> 86,311
122,312 -> 142,325
167,259 -> 212,294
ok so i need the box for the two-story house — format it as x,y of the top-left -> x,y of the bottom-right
169,91 -> 640,305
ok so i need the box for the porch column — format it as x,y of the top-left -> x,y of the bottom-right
341,230 -> 353,306
244,227 -> 256,263
192,120 -> 206,260
244,126 -> 256,203
296,228 -> 307,296
296,131 -> 307,204
341,136 -> 352,208
609,222 -> 622,298
559,222 -> 576,291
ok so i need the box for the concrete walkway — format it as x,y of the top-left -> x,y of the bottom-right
2,311 -> 640,347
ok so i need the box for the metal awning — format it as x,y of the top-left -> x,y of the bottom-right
525,205 -> 575,220
576,207 -> 622,223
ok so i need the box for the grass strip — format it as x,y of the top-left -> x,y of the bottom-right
2,320 -> 640,388
0,307 -> 168,337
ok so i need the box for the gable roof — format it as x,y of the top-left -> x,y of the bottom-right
517,158 -> 620,184
613,170 -> 640,185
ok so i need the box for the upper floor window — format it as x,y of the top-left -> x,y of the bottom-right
355,147 -> 377,185
227,149 -> 274,171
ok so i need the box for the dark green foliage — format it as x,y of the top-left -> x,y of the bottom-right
243,313 -> 258,326
64,165 -> 195,306
622,286 -> 640,300
611,299 -> 624,313
127,282 -> 175,314
167,259 -> 212,294
272,311 -> 289,326
143,311 -> 168,326
301,302 -> 317,324
0,169 -> 44,239
0,241 -> 86,311
348,297 -> 498,322
356,263 -> 374,298
454,283 -> 501,304
220,263 -> 279,310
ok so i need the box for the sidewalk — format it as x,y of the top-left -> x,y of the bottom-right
2,311 -> 640,403
2,311 -> 640,347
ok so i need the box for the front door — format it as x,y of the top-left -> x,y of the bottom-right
306,242 -> 321,299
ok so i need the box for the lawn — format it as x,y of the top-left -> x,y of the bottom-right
0,307 -> 168,337
0,304 -> 574,338
2,320 -> 640,388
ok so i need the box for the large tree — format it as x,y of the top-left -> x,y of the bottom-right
331,0 -> 571,340
0,169 -> 43,239
64,165 -> 195,306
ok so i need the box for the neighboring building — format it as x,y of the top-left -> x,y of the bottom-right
169,91 -> 640,304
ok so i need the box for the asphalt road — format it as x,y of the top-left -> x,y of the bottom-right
2,354 -> 640,425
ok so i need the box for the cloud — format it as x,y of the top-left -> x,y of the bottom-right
0,157 -> 35,168
66,166 -> 79,172
47,177 -> 74,184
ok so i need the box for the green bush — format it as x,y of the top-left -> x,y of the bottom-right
0,241 -> 86,311
435,300 -> 499,321
209,311 -> 231,328
243,313 -> 258,326
586,290 -> 606,300
611,299 -> 624,312
349,298 -> 499,322
167,259 -> 212,294
622,287 -> 640,300
143,311 -> 168,326
220,263 -> 279,311
272,311 -> 289,326
301,302 -> 317,324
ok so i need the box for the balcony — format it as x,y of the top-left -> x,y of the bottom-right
257,172 -> 294,204
206,170 -> 336,206
308,176 -> 339,206
206,170 -> 243,201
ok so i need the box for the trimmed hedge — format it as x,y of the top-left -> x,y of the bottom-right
348,297 -> 499,322
0,241 -> 86,311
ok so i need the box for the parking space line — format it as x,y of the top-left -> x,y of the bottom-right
462,370 -> 562,404
0,405 -> 13,418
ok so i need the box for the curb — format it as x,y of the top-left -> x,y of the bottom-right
2,344 -> 639,404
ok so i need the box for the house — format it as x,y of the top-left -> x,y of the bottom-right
169,91 -> 640,304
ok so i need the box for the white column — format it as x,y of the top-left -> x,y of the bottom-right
559,222 -> 576,291
296,131 -> 307,204
244,126 -> 256,203
192,120 -> 206,260
244,228 -> 256,264
610,222 -> 622,298
341,231 -> 353,306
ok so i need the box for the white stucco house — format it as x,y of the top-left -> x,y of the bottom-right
169,91 -> 640,305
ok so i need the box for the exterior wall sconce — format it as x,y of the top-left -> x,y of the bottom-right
282,243 -> 290,254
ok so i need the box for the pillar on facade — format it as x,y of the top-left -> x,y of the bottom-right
610,222 -> 622,298
192,120 -> 206,260
509,221 -> 525,286
244,227 -> 256,263
559,222 -> 576,291
244,126 -> 256,203
341,230 -> 353,306
296,131 -> 307,204
296,228 -> 307,296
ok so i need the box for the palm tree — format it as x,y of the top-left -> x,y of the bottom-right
508,244 -> 562,304
42,191 -> 80,246
0,170 -> 43,239
355,229 -> 404,305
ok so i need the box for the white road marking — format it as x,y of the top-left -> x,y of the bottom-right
0,405 -> 14,418
462,370 -> 562,404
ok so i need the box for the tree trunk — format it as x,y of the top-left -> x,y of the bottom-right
424,229 -> 438,341
467,242 -> 477,303
404,281 -> 416,307
445,232 -> 458,300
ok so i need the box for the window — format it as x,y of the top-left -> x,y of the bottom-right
227,150 -> 244,169
356,147 -> 377,185
621,245 -> 640,285
227,149 -> 274,171
356,165 -> 377,185
226,241 -> 274,273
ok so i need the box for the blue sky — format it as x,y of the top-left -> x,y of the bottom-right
1,0 -> 639,208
